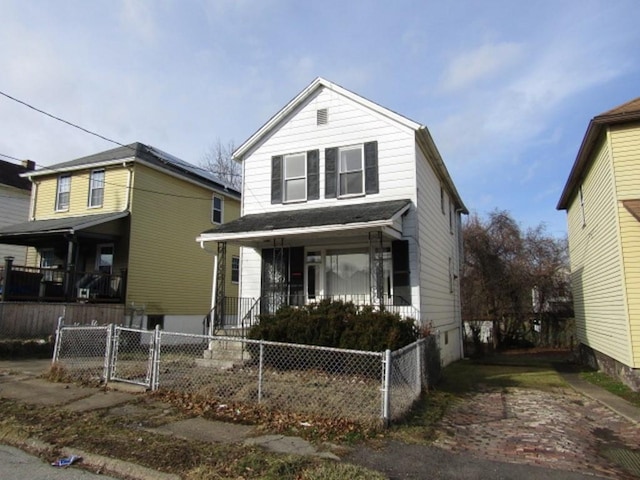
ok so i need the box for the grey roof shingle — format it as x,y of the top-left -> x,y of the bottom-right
30,142 -> 240,198
0,212 -> 128,236
202,199 -> 411,235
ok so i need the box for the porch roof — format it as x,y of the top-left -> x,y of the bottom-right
0,211 -> 129,246
197,199 -> 411,247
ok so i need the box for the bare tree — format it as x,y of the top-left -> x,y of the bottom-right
461,210 -> 571,352
200,138 -> 242,191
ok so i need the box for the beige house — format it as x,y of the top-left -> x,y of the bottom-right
557,97 -> 640,389
0,143 -> 240,333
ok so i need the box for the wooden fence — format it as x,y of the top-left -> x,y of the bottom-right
0,302 -> 126,339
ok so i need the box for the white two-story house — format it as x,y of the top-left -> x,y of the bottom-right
197,78 -> 467,365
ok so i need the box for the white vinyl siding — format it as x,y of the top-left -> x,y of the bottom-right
415,145 -> 462,358
566,134 -> 632,366
240,87 -> 417,216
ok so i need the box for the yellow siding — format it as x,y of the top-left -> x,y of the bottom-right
33,167 -> 130,219
127,164 -> 240,316
611,122 -> 640,367
566,133 -> 632,365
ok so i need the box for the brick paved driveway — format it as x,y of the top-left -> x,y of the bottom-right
433,387 -> 640,479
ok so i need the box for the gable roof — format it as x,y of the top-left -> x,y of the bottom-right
23,142 -> 241,199
0,159 -> 32,191
232,77 -> 467,213
557,97 -> 640,210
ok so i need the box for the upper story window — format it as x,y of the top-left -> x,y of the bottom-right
338,146 -> 364,197
212,196 -> 223,224
271,150 -> 319,204
56,175 -> 71,211
325,141 -> 378,199
284,152 -> 307,202
88,169 -> 105,208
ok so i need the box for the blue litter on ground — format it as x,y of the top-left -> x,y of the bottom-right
51,455 -> 82,467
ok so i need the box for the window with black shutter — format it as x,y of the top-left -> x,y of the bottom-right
392,240 -> 411,306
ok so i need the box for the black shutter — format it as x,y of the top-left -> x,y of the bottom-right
392,240 -> 411,306
364,141 -> 379,194
271,155 -> 283,204
307,149 -> 319,200
325,147 -> 337,198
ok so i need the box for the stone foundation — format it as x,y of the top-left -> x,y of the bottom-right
578,343 -> 640,391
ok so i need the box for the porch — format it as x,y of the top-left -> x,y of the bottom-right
0,212 -> 129,304
0,258 -> 127,303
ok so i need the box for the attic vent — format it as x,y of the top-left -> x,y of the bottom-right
317,108 -> 328,125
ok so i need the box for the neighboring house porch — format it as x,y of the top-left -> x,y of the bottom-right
0,212 -> 128,303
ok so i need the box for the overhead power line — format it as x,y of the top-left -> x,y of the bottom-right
0,90 -> 128,148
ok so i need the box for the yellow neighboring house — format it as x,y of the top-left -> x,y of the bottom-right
557,97 -> 640,389
0,143 -> 241,333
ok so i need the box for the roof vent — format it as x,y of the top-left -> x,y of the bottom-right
317,108 -> 328,125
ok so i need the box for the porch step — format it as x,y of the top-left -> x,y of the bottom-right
197,337 -> 247,370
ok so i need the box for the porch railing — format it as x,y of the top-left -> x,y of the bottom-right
212,294 -> 419,335
0,262 -> 126,303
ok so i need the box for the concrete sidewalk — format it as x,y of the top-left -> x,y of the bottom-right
2,359 -> 640,480
0,359 -> 339,479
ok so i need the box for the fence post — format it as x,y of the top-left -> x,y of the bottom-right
104,324 -> 115,383
416,339 -> 423,394
257,342 -> 264,403
51,316 -> 64,365
151,324 -> 161,391
382,349 -> 391,426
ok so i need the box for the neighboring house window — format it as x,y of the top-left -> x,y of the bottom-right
40,249 -> 56,282
56,175 -> 71,211
212,196 -> 223,224
449,201 -> 454,234
231,256 -> 240,283
271,150 -> 319,204
579,185 -> 586,227
96,244 -> 114,275
325,141 -> 378,199
88,169 -> 105,208
449,257 -> 453,293
440,185 -> 445,214
284,152 -> 307,202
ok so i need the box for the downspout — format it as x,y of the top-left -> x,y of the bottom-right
29,180 -> 38,221
124,164 -> 133,211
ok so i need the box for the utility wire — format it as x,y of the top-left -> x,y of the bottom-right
0,90 -> 128,148
0,90 -> 257,204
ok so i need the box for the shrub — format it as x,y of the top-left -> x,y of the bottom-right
248,300 -> 418,352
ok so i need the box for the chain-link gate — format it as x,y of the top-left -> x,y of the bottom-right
109,325 -> 158,388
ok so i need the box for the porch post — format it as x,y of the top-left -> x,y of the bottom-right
1,256 -> 14,302
215,241 -> 227,329
369,232 -> 384,309
63,236 -> 77,301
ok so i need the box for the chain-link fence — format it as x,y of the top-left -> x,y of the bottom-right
52,323 -> 439,426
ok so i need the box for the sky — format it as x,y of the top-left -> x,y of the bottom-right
1,0 -> 638,238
